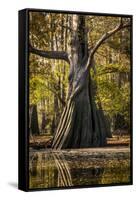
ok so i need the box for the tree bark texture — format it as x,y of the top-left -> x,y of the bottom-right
52,15 -> 107,149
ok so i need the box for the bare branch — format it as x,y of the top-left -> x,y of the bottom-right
46,85 -> 66,106
92,26 -> 130,56
86,19 -> 131,69
29,44 -> 70,64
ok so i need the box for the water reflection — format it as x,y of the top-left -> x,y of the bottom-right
52,152 -> 73,187
29,151 -> 73,188
29,149 -> 130,189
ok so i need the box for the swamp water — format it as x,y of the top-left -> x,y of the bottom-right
29,147 -> 130,189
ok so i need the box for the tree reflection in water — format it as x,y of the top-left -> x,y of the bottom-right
29,151 -> 73,188
52,152 -> 73,187
29,149 -> 130,189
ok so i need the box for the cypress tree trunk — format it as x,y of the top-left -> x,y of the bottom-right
30,104 -> 40,135
41,111 -> 46,133
52,15 -> 107,149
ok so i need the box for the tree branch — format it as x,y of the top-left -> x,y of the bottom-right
48,88 -> 66,107
87,19 -> 131,69
29,44 -> 70,64
92,25 -> 130,56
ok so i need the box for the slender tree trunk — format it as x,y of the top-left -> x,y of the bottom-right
61,15 -> 66,104
52,15 -> 107,149
30,104 -> 40,135
41,99 -> 46,134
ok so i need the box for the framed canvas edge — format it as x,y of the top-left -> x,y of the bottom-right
18,8 -> 133,192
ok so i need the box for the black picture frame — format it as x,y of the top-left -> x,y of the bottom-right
18,8 -> 133,192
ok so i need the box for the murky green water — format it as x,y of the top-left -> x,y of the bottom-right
29,148 -> 131,189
